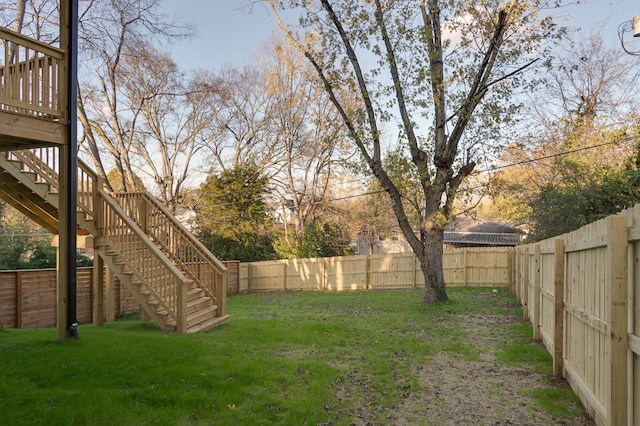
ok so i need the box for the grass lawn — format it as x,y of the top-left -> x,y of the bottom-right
0,288 -> 591,425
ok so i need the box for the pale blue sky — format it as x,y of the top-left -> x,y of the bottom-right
159,0 -> 640,71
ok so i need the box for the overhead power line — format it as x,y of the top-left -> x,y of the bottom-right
483,137 -> 636,173
191,136 -> 639,210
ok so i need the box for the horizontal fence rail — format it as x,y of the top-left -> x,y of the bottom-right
0,27 -> 65,120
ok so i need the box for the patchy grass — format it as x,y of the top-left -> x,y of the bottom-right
521,386 -> 585,419
495,322 -> 554,375
0,288 -> 591,425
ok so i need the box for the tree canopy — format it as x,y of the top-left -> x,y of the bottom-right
480,30 -> 640,240
267,0 -> 563,302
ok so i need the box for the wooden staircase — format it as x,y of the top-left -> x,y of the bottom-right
0,148 -> 228,333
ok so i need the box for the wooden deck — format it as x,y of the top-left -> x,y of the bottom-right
0,27 -> 67,149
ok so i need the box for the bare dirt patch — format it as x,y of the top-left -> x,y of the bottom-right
332,296 -> 595,426
394,356 -> 589,425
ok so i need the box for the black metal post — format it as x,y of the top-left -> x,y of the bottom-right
67,0 -> 79,340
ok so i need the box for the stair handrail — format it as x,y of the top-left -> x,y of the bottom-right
8,148 -> 100,224
113,192 -> 227,316
6,148 -> 59,191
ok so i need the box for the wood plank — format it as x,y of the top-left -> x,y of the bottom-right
606,215 -> 629,426
522,248 -> 530,321
631,331 -> 640,357
534,244 -> 541,340
564,303 -> 607,335
564,362 -> 608,426
553,239 -> 565,378
15,271 -> 22,328
565,234 -> 607,253
0,111 -> 66,147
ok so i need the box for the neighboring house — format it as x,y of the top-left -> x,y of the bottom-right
271,199 -> 298,227
357,216 -> 522,254
174,205 -> 198,232
356,228 -> 411,255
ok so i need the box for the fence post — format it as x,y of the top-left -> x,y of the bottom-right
513,247 -> 520,300
508,247 -> 514,293
522,247 -> 530,321
607,215 -> 629,426
282,261 -> 288,291
15,271 -> 22,329
553,238 -> 565,378
533,244 -> 541,341
462,248 -> 467,287
322,258 -> 328,291
412,254 -> 416,289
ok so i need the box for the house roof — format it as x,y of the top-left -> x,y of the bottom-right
443,231 -> 521,246
443,217 -> 522,246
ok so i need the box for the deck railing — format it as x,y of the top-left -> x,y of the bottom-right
113,192 -> 227,317
0,27 -> 65,120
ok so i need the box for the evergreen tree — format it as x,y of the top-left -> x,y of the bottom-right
196,164 -> 277,261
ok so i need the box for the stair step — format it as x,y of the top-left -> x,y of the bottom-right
187,315 -> 229,334
187,305 -> 217,327
187,287 -> 205,301
187,295 -> 212,311
1,154 -> 228,335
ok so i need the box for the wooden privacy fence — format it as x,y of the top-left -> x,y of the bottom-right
0,267 -> 134,329
238,247 -> 514,293
514,205 -> 640,426
0,261 -> 240,329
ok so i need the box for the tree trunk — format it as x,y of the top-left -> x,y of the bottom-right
418,228 -> 448,303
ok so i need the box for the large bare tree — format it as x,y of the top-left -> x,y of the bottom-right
266,0 -> 563,302
205,65 -> 285,174
119,41 -> 224,212
76,0 -> 194,193
259,36 -> 353,250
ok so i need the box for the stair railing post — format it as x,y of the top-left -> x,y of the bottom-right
92,253 -> 104,326
214,270 -> 227,317
177,278 -> 187,333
